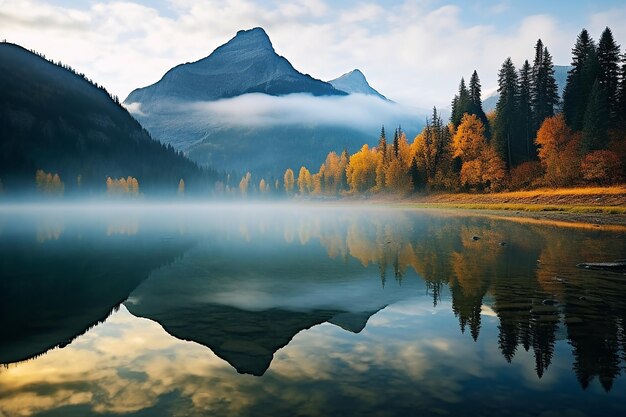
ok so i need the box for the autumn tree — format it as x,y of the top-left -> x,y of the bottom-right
284,168 -> 295,196
414,107 -> 453,187
35,169 -> 65,196
178,179 -> 185,196
106,176 -> 139,197
452,114 -> 487,162
239,172 -> 251,196
346,144 -> 379,193
259,178 -> 269,194
318,151 -> 347,195
535,114 -> 580,186
581,150 -> 623,184
297,166 -> 312,195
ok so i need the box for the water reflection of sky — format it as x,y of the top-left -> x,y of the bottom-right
0,204 -> 625,416
1,297 -> 624,417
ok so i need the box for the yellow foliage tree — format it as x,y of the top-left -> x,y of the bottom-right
106,176 -> 139,196
384,158 -> 412,193
178,179 -> 185,195
239,172 -> 251,196
259,178 -> 269,194
284,168 -> 295,196
452,114 -> 487,161
35,169 -> 65,196
346,144 -> 380,193
297,166 -> 313,195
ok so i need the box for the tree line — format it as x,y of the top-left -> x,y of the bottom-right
232,26 -> 625,197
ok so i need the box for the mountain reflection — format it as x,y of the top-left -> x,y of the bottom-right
121,207 -> 626,390
1,204 -> 626,408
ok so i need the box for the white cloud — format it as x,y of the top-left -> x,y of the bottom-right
177,93 -> 423,131
1,0 -> 623,108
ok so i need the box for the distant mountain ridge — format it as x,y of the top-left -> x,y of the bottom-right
329,69 -> 388,100
123,27 -> 421,176
125,27 -> 346,108
0,43 -> 209,194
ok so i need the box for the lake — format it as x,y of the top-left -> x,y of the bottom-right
0,203 -> 625,417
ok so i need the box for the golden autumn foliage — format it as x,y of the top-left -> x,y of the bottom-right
508,161 -> 544,190
297,166 -> 313,195
106,176 -> 139,196
346,144 -> 379,193
384,158 -> 412,193
452,114 -> 487,162
35,170 -> 65,196
259,178 -> 269,194
318,151 -> 348,195
536,115 -> 580,186
178,179 -> 185,196
581,150 -> 623,184
239,172 -> 251,196
284,169 -> 295,195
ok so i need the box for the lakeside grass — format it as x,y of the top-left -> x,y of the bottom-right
399,202 -> 626,214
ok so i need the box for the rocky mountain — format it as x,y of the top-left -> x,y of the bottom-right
0,43 -> 210,195
125,27 -> 345,108
123,28 -> 421,176
329,69 -> 388,100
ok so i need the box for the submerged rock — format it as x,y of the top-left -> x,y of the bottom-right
577,260 -> 626,273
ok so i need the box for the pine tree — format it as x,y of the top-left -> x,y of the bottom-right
393,127 -> 400,159
581,79 -> 609,154
530,40 -> 559,132
619,53 -> 626,127
469,70 -> 490,137
518,60 -> 534,160
493,58 -> 519,167
563,29 -> 597,131
597,27 -> 621,126
542,48 -> 560,117
451,78 -> 471,126
409,156 -> 424,191
378,125 -> 387,161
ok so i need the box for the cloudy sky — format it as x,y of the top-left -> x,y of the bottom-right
1,0 -> 625,108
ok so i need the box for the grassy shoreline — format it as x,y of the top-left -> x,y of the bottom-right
353,186 -> 626,228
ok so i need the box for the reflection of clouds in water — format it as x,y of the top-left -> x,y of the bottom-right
0,299 -> 523,417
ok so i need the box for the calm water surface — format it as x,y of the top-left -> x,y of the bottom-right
1,203 -> 625,417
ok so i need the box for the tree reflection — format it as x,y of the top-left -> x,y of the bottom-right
300,211 -> 626,389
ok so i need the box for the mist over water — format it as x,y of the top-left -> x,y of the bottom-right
1,202 -> 625,416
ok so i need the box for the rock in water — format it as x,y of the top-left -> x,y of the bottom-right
577,261 -> 626,273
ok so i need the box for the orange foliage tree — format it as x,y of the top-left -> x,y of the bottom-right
581,150 -> 623,184
535,114 -> 580,186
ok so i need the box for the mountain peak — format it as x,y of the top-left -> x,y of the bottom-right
230,27 -> 273,51
124,27 -> 343,109
329,69 -> 388,101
